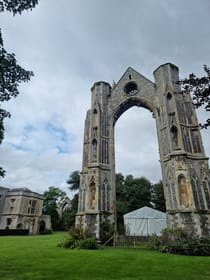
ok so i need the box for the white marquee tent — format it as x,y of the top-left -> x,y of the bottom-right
123,206 -> 167,236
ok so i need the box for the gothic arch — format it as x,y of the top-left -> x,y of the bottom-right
112,97 -> 156,126
76,63 -> 210,239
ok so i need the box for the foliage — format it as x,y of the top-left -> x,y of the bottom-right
116,173 -> 153,231
64,170 -> 80,228
57,235 -> 77,249
1,232 -> 210,280
100,220 -> 115,244
68,226 -> 86,240
66,170 -> 80,191
148,227 -> 210,256
152,180 -> 166,212
0,0 -> 37,177
0,166 -> 6,177
0,0 -> 38,15
43,186 -> 69,230
62,193 -> 78,229
179,65 -> 210,128
58,226 -> 98,250
78,238 -> 98,249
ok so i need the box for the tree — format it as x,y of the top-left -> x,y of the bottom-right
152,180 -> 166,212
115,173 -> 153,232
43,186 -> 69,230
0,0 -> 38,177
179,65 -> 210,129
66,170 -> 80,191
62,193 -> 78,229
0,0 -> 38,15
64,170 -> 80,228
116,173 -> 128,228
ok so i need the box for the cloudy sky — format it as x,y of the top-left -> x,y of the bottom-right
0,0 -> 210,196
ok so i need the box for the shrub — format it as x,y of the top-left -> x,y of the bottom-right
100,220 -> 115,245
58,226 -> 98,250
68,226 -> 86,240
78,238 -> 98,249
147,228 -> 210,256
57,236 -> 77,249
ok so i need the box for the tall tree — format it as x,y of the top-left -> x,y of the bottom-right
116,173 -> 127,227
116,173 -> 153,232
62,193 -> 78,229
66,170 -> 80,191
179,65 -> 210,129
0,0 -> 38,177
63,170 -> 80,228
43,186 -> 68,230
152,180 -> 166,212
0,0 -> 38,15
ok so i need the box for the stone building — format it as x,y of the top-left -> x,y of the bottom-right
0,186 -> 50,234
76,63 -> 210,239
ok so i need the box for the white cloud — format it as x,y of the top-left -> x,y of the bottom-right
0,0 -> 210,196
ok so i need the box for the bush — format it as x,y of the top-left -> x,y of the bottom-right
68,226 -> 86,240
57,226 -> 98,250
100,220 -> 114,245
147,228 -> 210,256
57,236 -> 77,249
78,238 -> 98,249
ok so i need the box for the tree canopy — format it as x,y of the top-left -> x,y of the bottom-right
0,0 -> 39,15
152,180 -> 166,212
66,170 -> 80,191
179,65 -> 210,129
0,0 -> 37,177
43,186 -> 69,230
116,173 -> 154,230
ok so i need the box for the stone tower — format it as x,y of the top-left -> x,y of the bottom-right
76,63 -> 210,239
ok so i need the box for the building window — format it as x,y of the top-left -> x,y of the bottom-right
28,200 -> 37,214
10,198 -> 15,204
7,218 -> 12,225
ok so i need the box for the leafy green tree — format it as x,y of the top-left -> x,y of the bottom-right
152,180 -> 166,212
0,0 -> 38,15
125,175 -> 153,211
64,170 -> 80,228
63,193 -> 78,229
0,0 -> 38,177
116,173 -> 128,227
43,186 -> 68,230
179,65 -> 210,129
116,173 -> 153,232
66,170 -> 80,191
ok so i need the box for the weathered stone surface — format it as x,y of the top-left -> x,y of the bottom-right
0,186 -> 51,234
76,64 -> 210,238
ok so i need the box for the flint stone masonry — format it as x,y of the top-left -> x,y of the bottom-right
76,63 -> 210,239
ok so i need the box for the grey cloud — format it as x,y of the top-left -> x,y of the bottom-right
0,0 -> 210,193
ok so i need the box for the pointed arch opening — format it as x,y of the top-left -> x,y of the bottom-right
115,106 -> 161,182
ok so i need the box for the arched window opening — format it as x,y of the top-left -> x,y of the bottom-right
178,174 -> 189,207
167,92 -> 172,100
91,139 -> 97,161
171,125 -> 179,149
17,223 -> 23,229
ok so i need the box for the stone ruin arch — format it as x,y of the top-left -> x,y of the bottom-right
76,63 -> 210,239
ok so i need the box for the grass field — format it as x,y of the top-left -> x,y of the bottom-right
0,232 -> 210,280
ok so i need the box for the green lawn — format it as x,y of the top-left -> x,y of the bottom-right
0,232 -> 210,280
